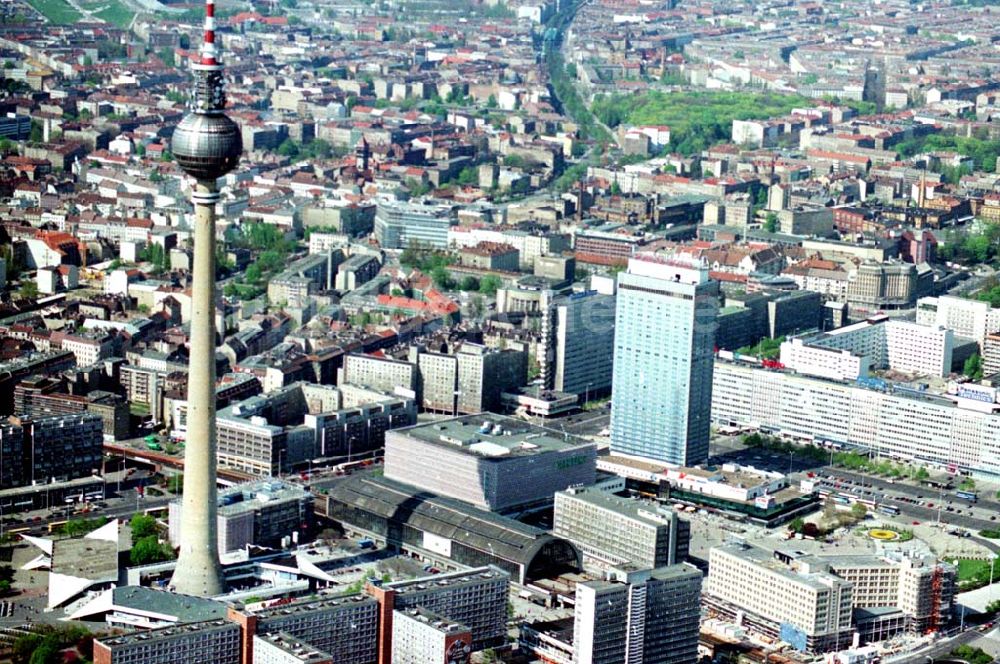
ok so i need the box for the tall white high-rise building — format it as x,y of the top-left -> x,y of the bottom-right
610,254 -> 718,465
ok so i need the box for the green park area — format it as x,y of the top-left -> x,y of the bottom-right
25,0 -> 82,24
591,91 -> 814,154
92,1 -> 135,27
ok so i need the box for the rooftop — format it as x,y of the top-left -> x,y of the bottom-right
387,565 -> 507,597
396,414 -> 593,458
254,630 -> 333,662
559,486 -> 677,525
98,619 -> 238,649
110,586 -> 229,622
393,606 -> 470,635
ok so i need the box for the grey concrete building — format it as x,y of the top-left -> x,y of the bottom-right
168,479 -> 314,553
574,565 -> 703,664
94,619 -> 242,664
383,414 -> 596,512
338,354 -> 419,399
455,343 -> 526,414
334,254 -> 381,291
553,486 -> 689,571
541,289 -> 616,398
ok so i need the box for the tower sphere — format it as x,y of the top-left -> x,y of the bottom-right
172,112 -> 242,181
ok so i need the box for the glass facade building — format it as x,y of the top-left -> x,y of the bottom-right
610,254 -> 717,465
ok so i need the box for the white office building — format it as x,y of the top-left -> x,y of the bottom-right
704,543 -> 853,654
779,316 -> 954,380
916,295 -> 1000,347
712,357 -> 1000,479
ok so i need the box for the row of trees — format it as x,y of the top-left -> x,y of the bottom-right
936,222 -> 1000,265
12,626 -> 92,664
896,132 -> 1000,174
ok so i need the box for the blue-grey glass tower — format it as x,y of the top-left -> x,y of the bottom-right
610,254 -> 718,465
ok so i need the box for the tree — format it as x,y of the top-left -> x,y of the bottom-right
764,211 -> 779,233
18,281 -> 38,300
430,265 -> 454,290
851,502 -> 868,519
468,293 -> 485,319
964,353 -> 984,381
456,166 -> 478,186
130,534 -> 173,565
277,139 -> 300,158
130,514 -> 157,540
479,274 -> 502,296
610,180 -> 622,195
459,275 -> 480,292
788,517 -> 805,533
245,264 -> 263,284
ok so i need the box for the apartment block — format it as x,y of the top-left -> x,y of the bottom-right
374,567 -> 509,653
93,619 -> 242,664
553,486 -> 689,571
338,354 -> 418,398
916,295 -> 1000,347
390,608 -> 471,664
252,632 -> 333,664
540,288 -> 616,398
779,316 -> 954,380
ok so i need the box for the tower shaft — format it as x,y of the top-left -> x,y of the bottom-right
170,182 -> 225,597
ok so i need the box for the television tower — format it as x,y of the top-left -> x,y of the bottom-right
168,0 -> 242,597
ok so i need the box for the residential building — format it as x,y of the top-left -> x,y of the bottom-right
372,567 -> 510,652
383,414 -> 596,512
334,254 -> 381,291
390,608 -> 471,664
574,565 -> 702,664
454,343 -> 527,414
553,486 -> 689,571
541,288 -> 616,398
235,594 -> 380,664
984,332 -> 1000,376
252,632 -> 333,664
611,253 -> 718,465
458,242 -> 519,272
916,295 -> 1000,347
339,354 -> 418,399
779,316 -> 954,380
93,619 -> 242,664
